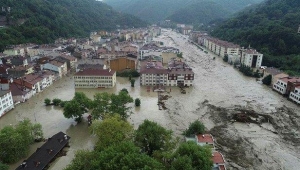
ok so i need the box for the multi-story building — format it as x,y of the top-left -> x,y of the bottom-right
241,48 -> 263,68
0,90 -> 14,117
74,69 -> 116,88
42,60 -> 67,78
3,47 -> 25,57
109,56 -> 137,72
289,85 -> 300,104
140,61 -> 194,87
273,77 -> 300,95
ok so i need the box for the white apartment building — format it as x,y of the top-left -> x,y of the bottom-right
241,48 -> 263,68
42,60 -> 67,78
289,85 -> 300,104
202,37 -> 240,58
273,78 -> 289,95
74,69 -> 116,88
0,90 -> 14,117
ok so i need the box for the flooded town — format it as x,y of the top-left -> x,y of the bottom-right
0,27 -> 300,170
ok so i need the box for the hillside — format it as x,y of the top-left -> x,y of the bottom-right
211,0 -> 300,75
0,0 -> 147,51
104,0 -> 263,23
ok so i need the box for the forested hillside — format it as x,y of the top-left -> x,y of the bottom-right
211,0 -> 300,75
0,0 -> 147,51
104,0 -> 263,23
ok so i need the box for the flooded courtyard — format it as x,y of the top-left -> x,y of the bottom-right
1,29 -> 300,170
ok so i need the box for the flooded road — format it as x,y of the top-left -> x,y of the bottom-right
1,29 -> 299,170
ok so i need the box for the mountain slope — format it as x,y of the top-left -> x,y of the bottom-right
0,0 -> 147,51
211,0 -> 300,74
104,0 -> 264,23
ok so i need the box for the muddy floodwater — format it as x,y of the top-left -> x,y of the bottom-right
1,29 -> 300,170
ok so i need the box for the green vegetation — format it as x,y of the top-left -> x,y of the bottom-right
0,0 -> 147,51
262,74 -> 272,85
183,120 -> 206,137
223,54 -> 229,62
0,162 -> 9,170
44,98 -> 51,106
212,0 -> 300,75
0,119 -> 43,164
135,98 -> 141,106
116,69 -> 140,77
52,98 -> 62,106
65,116 -> 213,170
177,52 -> 183,58
239,64 -> 261,78
130,79 -> 135,87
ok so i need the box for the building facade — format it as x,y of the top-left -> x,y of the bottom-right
289,85 -> 300,104
74,69 -> 116,88
0,90 -> 14,117
241,49 -> 263,68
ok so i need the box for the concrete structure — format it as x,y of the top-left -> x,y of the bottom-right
42,60 -> 67,78
241,48 -> 263,68
196,134 -> 215,148
273,77 -> 300,95
109,56 -> 137,72
140,61 -> 194,87
74,69 -> 116,88
161,52 -> 177,64
3,47 -> 25,57
0,90 -> 14,117
289,85 -> 300,104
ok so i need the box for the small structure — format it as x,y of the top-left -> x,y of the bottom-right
196,134 -> 215,148
16,132 -> 70,170
212,151 -> 226,170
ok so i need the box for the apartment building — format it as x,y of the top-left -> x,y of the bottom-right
0,90 -> 14,117
241,48 -> 263,68
273,77 -> 300,95
289,85 -> 300,104
74,69 -> 116,88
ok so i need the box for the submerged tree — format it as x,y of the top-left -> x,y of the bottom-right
183,120 -> 205,137
262,74 -> 272,85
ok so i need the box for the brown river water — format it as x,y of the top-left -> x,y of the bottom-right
1,29 -> 299,170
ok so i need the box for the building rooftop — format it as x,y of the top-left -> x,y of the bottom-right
16,132 -> 70,170
264,67 -> 286,76
212,151 -> 225,164
0,90 -> 10,97
279,77 -> 300,83
243,48 -> 261,54
196,134 -> 214,144
75,68 -> 115,76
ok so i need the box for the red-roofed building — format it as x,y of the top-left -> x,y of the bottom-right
212,151 -> 226,170
273,77 -> 300,95
196,134 -> 215,148
74,69 -> 116,88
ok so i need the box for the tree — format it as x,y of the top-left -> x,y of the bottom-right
171,141 -> 213,170
52,98 -> 62,106
131,79 -> 135,87
135,98 -> 141,107
0,162 -> 9,170
121,88 -> 129,94
91,92 -> 111,119
44,98 -> 51,106
110,90 -> 133,119
90,115 -> 133,150
134,120 -> 175,156
262,74 -> 272,85
0,120 -> 43,164
64,142 -> 164,170
63,92 -> 91,122
183,120 -> 205,137
170,156 -> 193,170
223,54 -> 228,62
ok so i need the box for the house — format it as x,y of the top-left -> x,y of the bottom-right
212,151 -> 226,170
241,48 -> 263,68
289,85 -> 300,105
74,69 -> 116,88
196,134 -> 215,148
10,82 -> 33,104
273,77 -> 300,95
263,67 -> 289,85
7,64 -> 35,78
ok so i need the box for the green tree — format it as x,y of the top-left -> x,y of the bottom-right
91,92 -> 111,119
170,156 -> 193,170
44,98 -> 51,105
121,88 -> 129,94
131,79 -> 135,87
135,98 -> 141,107
63,92 -> 91,122
171,141 -> 213,170
110,90 -> 133,119
183,120 -> 205,137
0,162 -> 9,170
90,115 -> 133,150
262,74 -> 272,85
52,98 -> 62,106
223,54 -> 228,62
0,120 -> 43,164
134,120 -> 175,156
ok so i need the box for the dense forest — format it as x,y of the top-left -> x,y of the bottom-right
211,0 -> 300,75
104,0 -> 263,23
0,0 -> 147,51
